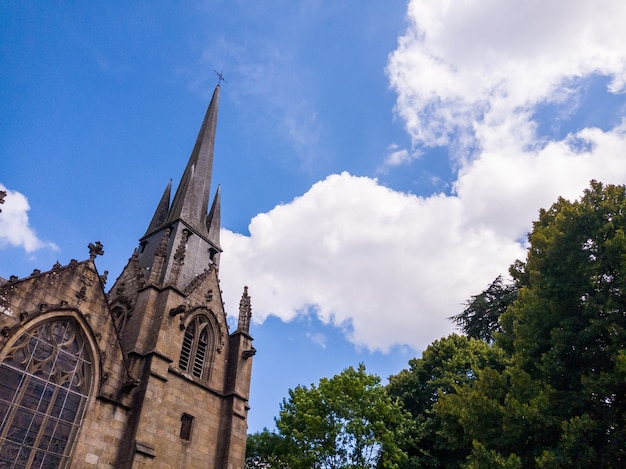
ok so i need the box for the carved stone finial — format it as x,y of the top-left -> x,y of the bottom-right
155,228 -> 171,258
149,229 -> 171,285
88,241 -> 104,260
237,286 -> 252,334
169,230 -> 190,285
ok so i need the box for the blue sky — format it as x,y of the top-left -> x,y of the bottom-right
2,1 -> 626,433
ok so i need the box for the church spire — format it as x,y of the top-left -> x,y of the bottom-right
166,84 -> 220,235
134,85 -> 224,289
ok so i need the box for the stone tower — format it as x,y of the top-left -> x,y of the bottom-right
0,85 -> 255,468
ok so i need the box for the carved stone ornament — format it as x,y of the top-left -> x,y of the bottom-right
88,241 -> 104,260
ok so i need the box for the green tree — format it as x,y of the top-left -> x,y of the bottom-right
450,275 -> 517,343
435,365 -> 555,467
436,181 -> 626,467
503,180 -> 626,466
245,428 -> 289,468
276,364 -> 410,469
387,334 -> 508,468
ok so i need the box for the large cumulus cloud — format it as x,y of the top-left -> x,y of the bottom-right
220,0 -> 626,352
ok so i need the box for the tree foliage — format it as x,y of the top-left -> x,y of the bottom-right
503,180 -> 626,465
245,428 -> 289,468
437,181 -> 626,467
250,181 -> 626,469
450,275 -> 517,343
276,364 -> 410,469
387,334 -> 508,468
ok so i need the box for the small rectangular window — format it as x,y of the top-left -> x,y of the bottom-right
180,413 -> 194,441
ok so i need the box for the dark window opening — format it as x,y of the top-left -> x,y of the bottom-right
180,414 -> 194,441
209,248 -> 218,262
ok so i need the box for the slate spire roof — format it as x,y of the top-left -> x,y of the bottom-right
142,85 -> 222,248
166,84 -> 220,237
134,85 -> 223,287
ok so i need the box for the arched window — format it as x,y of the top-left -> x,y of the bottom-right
0,319 -> 93,468
179,315 -> 213,380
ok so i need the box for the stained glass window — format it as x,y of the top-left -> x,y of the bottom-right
0,319 -> 93,469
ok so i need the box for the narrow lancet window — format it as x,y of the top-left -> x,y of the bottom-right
180,413 -> 194,441
179,315 -> 212,380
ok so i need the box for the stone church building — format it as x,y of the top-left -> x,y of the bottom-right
0,84 -> 255,468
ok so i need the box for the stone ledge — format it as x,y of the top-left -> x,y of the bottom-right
135,441 -> 156,458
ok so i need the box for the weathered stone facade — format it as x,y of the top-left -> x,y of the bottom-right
0,84 -> 255,468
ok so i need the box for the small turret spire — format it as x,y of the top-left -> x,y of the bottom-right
144,180 -> 172,237
237,286 -> 252,334
206,185 -> 221,250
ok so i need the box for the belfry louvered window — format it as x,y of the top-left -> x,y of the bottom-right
179,315 -> 212,380
0,319 -> 93,469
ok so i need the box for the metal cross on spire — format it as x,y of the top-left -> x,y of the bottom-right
214,70 -> 227,85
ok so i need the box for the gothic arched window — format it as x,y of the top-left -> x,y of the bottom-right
179,315 -> 213,380
0,318 -> 93,468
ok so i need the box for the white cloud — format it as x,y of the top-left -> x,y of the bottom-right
387,0 -> 626,151
220,122 -> 626,353
306,332 -> 328,349
380,144 -> 419,171
220,172 -> 525,352
219,0 -> 626,353
0,184 -> 58,253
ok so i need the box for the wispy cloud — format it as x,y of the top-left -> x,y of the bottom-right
185,7 -> 324,168
379,143 -> 420,173
306,332 -> 327,349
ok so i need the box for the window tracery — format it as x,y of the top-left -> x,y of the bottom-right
0,319 -> 93,468
179,315 -> 213,380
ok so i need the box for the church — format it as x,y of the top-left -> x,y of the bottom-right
0,84 -> 255,468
